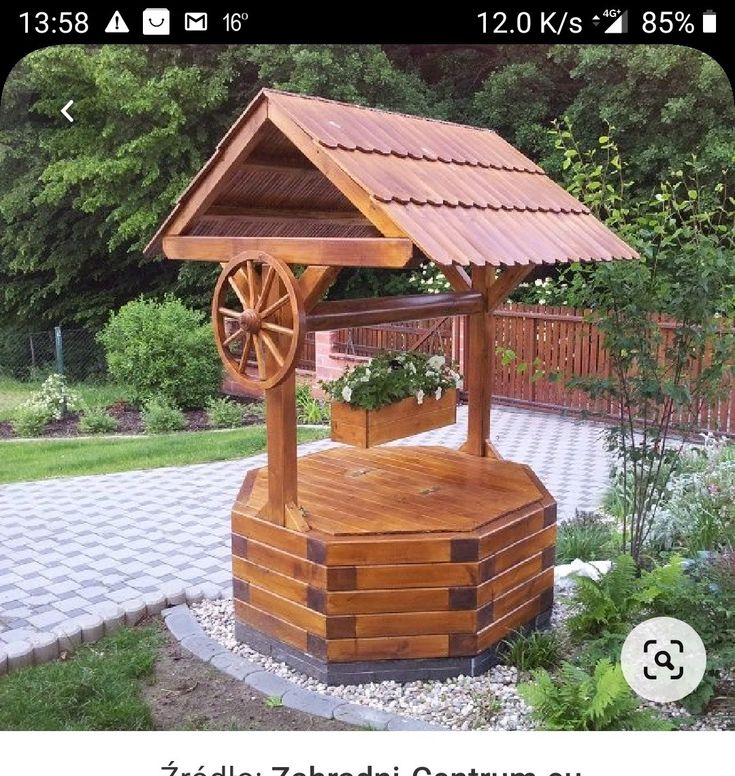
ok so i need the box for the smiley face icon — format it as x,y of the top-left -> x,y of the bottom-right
142,8 -> 170,35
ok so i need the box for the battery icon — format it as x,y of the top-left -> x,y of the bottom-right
703,10 -> 717,33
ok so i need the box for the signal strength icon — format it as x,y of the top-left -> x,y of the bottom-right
604,10 -> 628,33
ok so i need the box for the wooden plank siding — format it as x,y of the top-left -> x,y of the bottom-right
231,446 -> 555,663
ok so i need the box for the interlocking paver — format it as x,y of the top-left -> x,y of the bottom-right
0,406 -> 611,644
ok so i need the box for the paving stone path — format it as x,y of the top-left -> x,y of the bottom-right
0,405 -> 611,645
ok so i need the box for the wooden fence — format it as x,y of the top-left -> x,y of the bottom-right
328,303 -> 735,436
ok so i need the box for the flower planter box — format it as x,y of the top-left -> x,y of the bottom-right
330,388 -> 457,448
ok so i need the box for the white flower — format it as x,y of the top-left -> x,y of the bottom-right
435,387 -> 442,401
455,378 -> 464,390
428,355 -> 445,370
408,362 -> 417,374
416,389 -> 424,405
341,386 -> 352,403
364,368 -> 371,377
534,278 -> 543,287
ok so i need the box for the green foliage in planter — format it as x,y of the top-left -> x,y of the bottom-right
79,406 -> 119,434
556,513 -> 620,564
502,629 -> 560,672
142,396 -> 186,434
296,384 -> 330,425
205,397 -> 245,429
568,554 -> 685,639
320,351 -> 462,411
11,403 -> 52,436
98,296 -> 220,409
519,659 -> 672,731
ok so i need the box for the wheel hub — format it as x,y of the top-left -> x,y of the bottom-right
238,308 -> 261,334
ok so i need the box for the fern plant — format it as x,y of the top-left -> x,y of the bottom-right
568,554 -> 685,638
519,659 -> 672,731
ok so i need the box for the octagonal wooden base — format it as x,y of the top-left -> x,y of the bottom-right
231,446 -> 556,685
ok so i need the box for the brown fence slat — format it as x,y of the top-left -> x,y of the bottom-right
325,302 -> 734,436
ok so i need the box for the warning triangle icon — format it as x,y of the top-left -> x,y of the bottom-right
105,11 -> 129,33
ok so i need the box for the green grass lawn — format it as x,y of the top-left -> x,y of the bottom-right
0,376 -> 128,421
0,426 -> 328,484
0,626 -> 162,730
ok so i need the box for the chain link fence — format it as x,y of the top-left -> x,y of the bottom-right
0,326 -> 106,382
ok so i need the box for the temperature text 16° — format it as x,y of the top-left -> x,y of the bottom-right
478,11 -> 583,35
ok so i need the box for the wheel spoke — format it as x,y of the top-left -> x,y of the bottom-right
246,261 -> 256,308
218,306 -> 242,319
228,276 -> 248,308
256,266 -> 276,313
252,334 -> 267,380
260,330 -> 285,367
261,321 -> 293,337
223,328 -> 244,348
238,334 -> 253,372
259,294 -> 289,319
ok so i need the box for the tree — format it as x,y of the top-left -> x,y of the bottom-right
553,122 -> 735,565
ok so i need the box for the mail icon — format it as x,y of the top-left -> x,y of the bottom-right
184,11 -> 207,31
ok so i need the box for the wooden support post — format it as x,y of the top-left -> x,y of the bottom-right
261,262 -> 307,530
264,373 -> 301,527
461,266 -> 493,457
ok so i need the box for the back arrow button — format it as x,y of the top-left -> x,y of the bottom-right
61,100 -> 74,123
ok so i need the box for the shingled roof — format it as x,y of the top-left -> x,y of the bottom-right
146,89 -> 638,266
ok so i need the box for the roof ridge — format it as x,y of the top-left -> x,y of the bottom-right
263,87 -> 500,136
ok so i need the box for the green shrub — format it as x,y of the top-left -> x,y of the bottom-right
205,396 -> 245,429
557,513 -> 619,563
568,554 -> 684,638
296,383 -> 330,424
519,659 -> 672,731
142,397 -> 186,434
98,296 -> 220,409
79,406 -> 119,434
502,629 -> 560,672
11,403 -> 52,436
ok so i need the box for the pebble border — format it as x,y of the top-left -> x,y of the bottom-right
161,604 -> 446,731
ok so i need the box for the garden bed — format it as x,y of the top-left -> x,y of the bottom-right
0,398 -> 266,439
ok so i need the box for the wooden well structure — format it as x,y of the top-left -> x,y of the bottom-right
146,89 -> 637,683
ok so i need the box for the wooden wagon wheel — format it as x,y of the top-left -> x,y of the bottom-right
212,251 -> 305,391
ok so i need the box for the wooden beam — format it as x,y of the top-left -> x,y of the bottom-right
203,205 -> 370,225
461,266 -> 493,457
145,100 -> 270,255
307,292 -> 483,332
162,236 -> 413,267
264,372 -> 298,525
298,267 -> 340,312
268,101 -> 407,239
486,265 -> 534,310
439,265 -> 472,293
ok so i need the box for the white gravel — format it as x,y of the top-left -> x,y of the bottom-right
191,589 -> 733,731
192,597 -> 534,730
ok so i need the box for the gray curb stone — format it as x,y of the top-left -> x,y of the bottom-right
281,688 -> 346,719
161,605 -> 448,731
144,592 -> 168,616
76,613 -> 105,644
180,634 -> 226,663
92,603 -> 125,634
30,631 -> 59,664
0,647 -> 7,676
246,671 -> 295,699
210,651 -> 260,681
6,640 -> 33,672
334,703 -> 396,730
53,621 -> 83,653
163,583 -> 187,607
122,599 -> 147,627
185,586 -> 204,605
